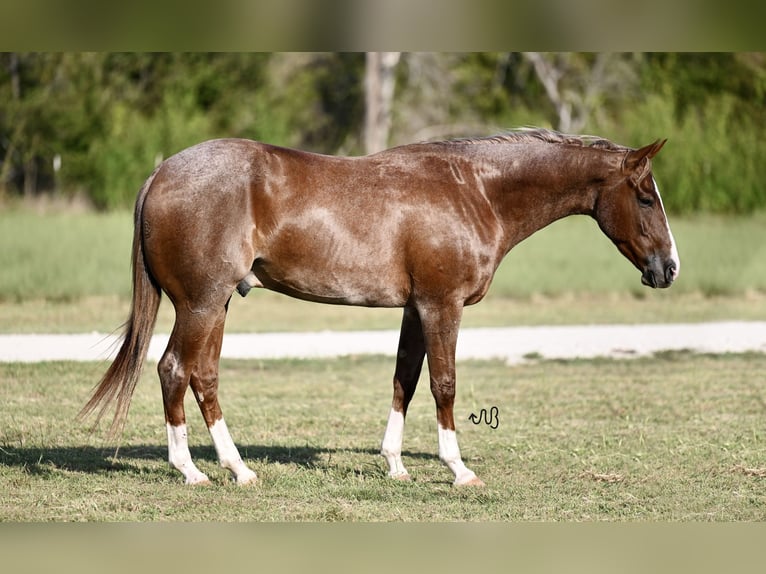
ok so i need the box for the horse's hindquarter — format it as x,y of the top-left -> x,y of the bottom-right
252,146 -> 505,308
141,139 -> 262,305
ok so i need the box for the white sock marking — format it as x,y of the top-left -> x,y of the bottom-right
208,418 -> 257,484
166,423 -> 209,485
437,424 -> 478,485
381,408 -> 409,478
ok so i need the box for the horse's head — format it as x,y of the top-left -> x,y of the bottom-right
595,139 -> 680,288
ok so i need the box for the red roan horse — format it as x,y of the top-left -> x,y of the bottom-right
81,129 -> 679,486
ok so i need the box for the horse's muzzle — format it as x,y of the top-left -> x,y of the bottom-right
641,260 -> 677,289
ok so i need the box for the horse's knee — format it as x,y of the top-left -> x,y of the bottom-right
429,377 -> 455,406
191,375 -> 219,401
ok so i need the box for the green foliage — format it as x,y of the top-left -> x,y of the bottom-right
0,54 -> 299,209
598,53 -> 766,214
88,91 -> 215,209
248,53 -> 365,154
605,92 -> 766,214
1,53 -> 765,213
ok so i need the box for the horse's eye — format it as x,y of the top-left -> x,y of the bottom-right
638,195 -> 654,208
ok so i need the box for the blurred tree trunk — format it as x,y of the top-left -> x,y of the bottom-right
0,54 -> 21,196
364,52 -> 400,154
523,52 -> 627,134
9,52 -> 20,99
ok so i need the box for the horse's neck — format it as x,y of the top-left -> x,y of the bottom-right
484,144 -> 617,251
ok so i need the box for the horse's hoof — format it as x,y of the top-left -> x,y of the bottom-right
455,476 -> 486,487
391,473 -> 412,481
188,477 -> 212,486
236,475 -> 259,486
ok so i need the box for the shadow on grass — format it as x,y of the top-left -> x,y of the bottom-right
0,443 -> 436,479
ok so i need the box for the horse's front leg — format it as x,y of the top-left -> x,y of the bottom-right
419,302 -> 485,487
381,306 -> 426,480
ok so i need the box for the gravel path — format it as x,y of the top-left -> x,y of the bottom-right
2,321 -> 766,364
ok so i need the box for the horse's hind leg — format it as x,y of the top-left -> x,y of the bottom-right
188,302 -> 257,485
381,306 -> 426,480
158,310 -> 212,485
159,302 -> 256,485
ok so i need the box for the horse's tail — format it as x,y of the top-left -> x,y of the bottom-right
79,166 -> 162,439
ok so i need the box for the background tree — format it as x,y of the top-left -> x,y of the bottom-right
522,52 -> 638,133
1,52 -> 765,213
364,52 -> 400,154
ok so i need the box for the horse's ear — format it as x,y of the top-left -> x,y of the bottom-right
623,139 -> 666,182
647,138 -> 667,158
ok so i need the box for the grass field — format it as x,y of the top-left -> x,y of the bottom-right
1,208 -> 765,333
1,208 -> 765,523
1,353 -> 765,521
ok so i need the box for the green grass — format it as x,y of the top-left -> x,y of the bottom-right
0,209 -> 134,302
1,208 -> 766,333
2,353 -> 765,521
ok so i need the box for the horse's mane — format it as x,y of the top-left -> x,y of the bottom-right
429,128 -> 630,152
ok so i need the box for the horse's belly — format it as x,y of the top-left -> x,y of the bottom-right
251,258 -> 410,308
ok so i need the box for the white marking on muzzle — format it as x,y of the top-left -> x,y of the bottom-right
652,177 -> 680,279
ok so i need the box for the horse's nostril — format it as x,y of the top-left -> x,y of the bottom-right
664,262 -> 677,283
